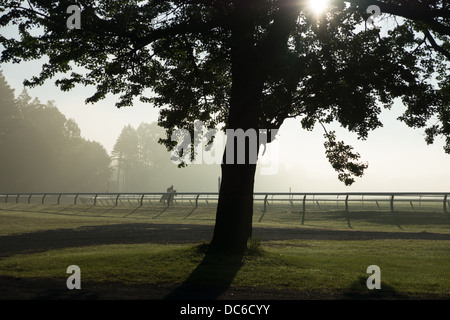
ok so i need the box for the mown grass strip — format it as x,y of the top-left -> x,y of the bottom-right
1,204 -> 450,236
1,240 -> 449,297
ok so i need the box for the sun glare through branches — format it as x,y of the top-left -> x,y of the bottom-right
309,0 -> 330,15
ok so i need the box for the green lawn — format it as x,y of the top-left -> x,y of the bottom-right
1,203 -> 449,299
1,202 -> 450,235
0,240 -> 449,298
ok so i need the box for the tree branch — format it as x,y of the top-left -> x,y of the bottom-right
343,0 -> 450,37
423,28 -> 450,60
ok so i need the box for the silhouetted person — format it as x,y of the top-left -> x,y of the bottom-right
160,185 -> 176,206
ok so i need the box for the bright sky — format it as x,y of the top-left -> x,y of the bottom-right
1,2 -> 449,193
309,0 -> 331,15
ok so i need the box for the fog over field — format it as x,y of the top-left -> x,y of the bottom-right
2,60 -> 449,194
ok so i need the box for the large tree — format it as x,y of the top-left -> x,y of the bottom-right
1,0 -> 449,252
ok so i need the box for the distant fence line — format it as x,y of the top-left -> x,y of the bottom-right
0,192 -> 449,219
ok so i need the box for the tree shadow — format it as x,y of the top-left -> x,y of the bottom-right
183,207 -> 198,220
153,206 -> 169,218
122,205 -> 143,217
164,244 -> 244,300
343,276 -> 409,300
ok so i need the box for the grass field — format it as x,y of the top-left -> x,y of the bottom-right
1,200 -> 450,234
1,241 -> 449,297
1,202 -> 449,299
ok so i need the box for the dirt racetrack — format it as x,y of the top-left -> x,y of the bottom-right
2,223 -> 450,257
1,223 -> 450,300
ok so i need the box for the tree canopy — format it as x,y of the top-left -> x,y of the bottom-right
1,1 -> 448,155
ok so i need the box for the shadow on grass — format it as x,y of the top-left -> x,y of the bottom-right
347,211 -> 450,229
343,276 -> 409,300
164,243 -> 245,300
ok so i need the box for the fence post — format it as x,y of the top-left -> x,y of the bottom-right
390,195 -> 395,212
41,194 -> 46,205
16,194 -> 20,204
345,194 -> 351,228
195,194 -> 200,209
94,194 -> 98,205
258,194 -> 269,223
444,194 -> 448,214
301,194 -> 307,225
140,194 -> 145,207
57,194 -> 62,205
115,194 -> 120,206
264,194 -> 268,213
28,194 -> 32,204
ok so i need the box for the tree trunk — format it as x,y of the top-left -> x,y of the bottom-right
210,96 -> 261,252
211,160 -> 257,253
210,91 -> 261,252
210,1 -> 264,253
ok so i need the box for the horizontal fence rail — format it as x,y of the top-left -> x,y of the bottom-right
0,192 -> 449,224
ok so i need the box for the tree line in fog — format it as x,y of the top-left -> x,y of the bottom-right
0,71 -> 112,192
0,71 -> 220,193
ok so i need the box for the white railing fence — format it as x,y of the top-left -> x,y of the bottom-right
1,192 -> 449,224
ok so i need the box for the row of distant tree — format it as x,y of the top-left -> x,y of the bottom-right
112,122 -> 177,192
111,122 -> 222,192
0,71 -> 111,192
0,71 -> 221,193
